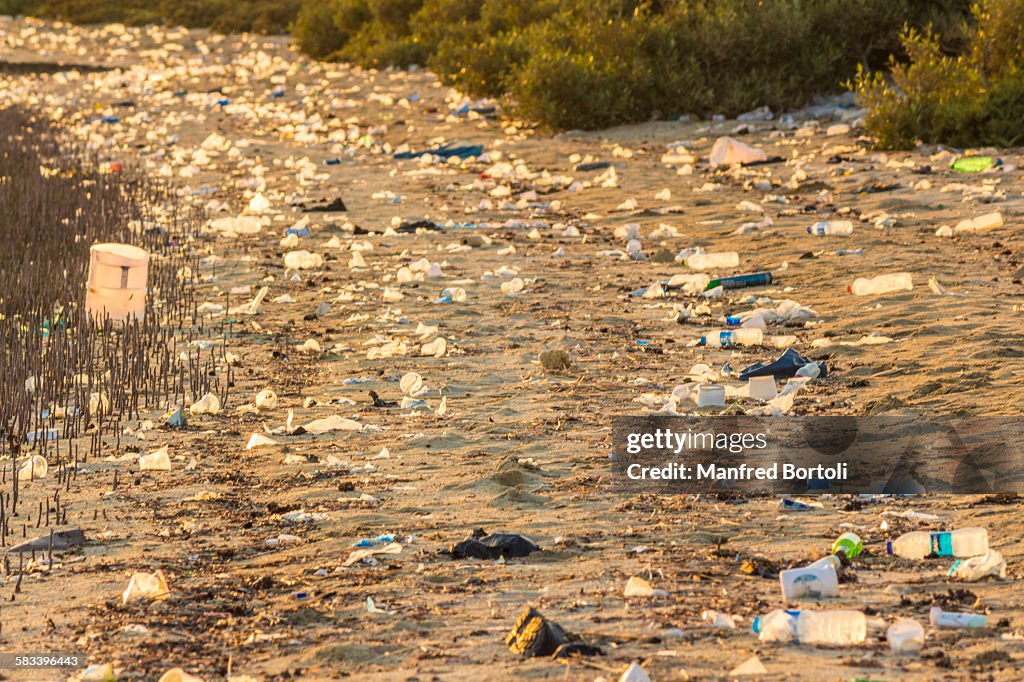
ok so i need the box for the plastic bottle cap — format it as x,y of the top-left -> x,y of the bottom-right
886,541 -> 893,555
751,616 -> 762,634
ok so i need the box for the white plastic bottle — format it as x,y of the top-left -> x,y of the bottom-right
686,252 -> 740,270
808,220 -> 853,236
756,609 -> 866,645
700,328 -> 763,347
847,273 -> 913,295
887,528 -> 988,559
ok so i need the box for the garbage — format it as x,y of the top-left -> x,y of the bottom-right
739,349 -> 827,381
505,606 -> 571,657
85,243 -> 150,322
394,142 -> 483,160
848,273 -> 913,295
353,534 -> 396,548
709,137 -> 767,167
448,532 -> 539,559
255,389 -> 278,409
808,220 -> 853,236
344,542 -> 403,566
778,498 -> 821,511
8,528 -> 85,554
139,445 -> 172,471
79,664 -> 117,682
886,528 -> 988,559
747,376 -> 778,401
954,211 -> 1003,233
685,251 -> 740,270
930,606 -> 987,628
302,415 -> 362,434
729,655 -> 767,676
158,669 -> 205,682
284,250 -> 323,270
779,564 -> 840,600
122,570 -> 169,604
887,619 -> 925,654
701,609 -> 736,628
18,454 -> 47,480
624,575 -> 668,597
832,532 -> 863,559
700,329 -> 763,347
246,433 -> 278,449
189,392 -> 221,415
619,662 -> 652,682
696,383 -> 726,407
756,609 -> 866,645
951,156 -> 998,172
164,405 -> 187,428
707,272 -> 773,290
301,197 -> 348,212
950,549 -> 1007,581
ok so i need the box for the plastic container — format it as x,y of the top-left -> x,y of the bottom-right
832,532 -> 863,559
686,252 -> 740,270
85,243 -> 149,321
696,384 -> 726,407
747,376 -> 777,401
847,273 -> 912,296
708,272 -> 772,290
779,564 -> 840,600
949,549 -> 1007,581
701,328 -> 763,348
887,619 -> 925,654
887,528 -> 988,559
930,606 -> 987,629
756,609 -> 866,645
808,221 -> 853,236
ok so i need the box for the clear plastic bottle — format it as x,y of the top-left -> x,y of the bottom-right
756,609 -> 866,645
808,220 -> 853,236
847,273 -> 913,295
686,252 -> 740,270
700,328 -> 763,347
886,528 -> 988,559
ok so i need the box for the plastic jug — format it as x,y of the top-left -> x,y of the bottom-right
85,243 -> 149,321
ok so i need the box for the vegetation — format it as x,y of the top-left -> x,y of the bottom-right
854,0 -> 1024,148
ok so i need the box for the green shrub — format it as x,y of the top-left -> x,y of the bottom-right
855,0 -> 1024,148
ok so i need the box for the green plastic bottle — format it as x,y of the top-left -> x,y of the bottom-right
832,532 -> 863,559
951,156 -> 995,173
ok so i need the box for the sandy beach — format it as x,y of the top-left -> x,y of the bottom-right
1,17 -> 1023,681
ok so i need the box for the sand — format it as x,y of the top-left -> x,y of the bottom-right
0,16 -> 1022,681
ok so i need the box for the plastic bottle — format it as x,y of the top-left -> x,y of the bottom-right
666,273 -> 710,293
886,528 -> 988,559
930,606 -> 987,629
808,221 -> 853,236
887,619 -> 925,654
847,273 -> 912,295
686,252 -> 740,270
832,532 -> 863,559
755,609 -> 866,645
707,272 -> 772,290
779,564 -> 840,600
699,329 -> 763,348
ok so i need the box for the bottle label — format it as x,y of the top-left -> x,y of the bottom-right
720,332 -> 733,346
930,532 -> 953,556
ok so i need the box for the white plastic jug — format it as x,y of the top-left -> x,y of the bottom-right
86,243 -> 150,321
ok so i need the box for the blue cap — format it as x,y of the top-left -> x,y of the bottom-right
886,541 -> 893,555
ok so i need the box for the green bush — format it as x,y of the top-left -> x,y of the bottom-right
854,0 -> 1024,148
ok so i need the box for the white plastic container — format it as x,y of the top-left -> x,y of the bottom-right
887,619 -> 925,654
696,384 -> 726,407
747,376 -> 778,401
85,243 -> 150,321
887,528 -> 988,559
686,252 -> 740,270
847,273 -> 912,296
930,606 -> 987,629
779,564 -> 840,600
